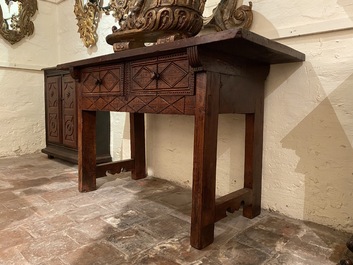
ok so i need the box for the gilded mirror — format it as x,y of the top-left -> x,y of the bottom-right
0,0 -> 38,44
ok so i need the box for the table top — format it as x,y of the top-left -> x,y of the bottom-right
59,29 -> 305,70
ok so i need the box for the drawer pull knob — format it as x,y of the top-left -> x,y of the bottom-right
95,79 -> 103,85
150,72 -> 160,80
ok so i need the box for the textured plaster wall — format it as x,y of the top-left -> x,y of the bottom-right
0,1 -> 58,157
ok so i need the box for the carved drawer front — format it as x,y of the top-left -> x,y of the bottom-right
80,64 -> 124,96
127,53 -> 194,96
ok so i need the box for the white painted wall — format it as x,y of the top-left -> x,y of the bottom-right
1,0 -> 352,233
0,1 -> 58,157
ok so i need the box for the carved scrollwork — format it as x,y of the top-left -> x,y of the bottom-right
0,0 -> 38,44
74,0 -> 100,48
106,0 -> 206,51
203,0 -> 253,32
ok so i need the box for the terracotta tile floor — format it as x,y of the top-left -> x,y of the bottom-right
0,153 -> 352,265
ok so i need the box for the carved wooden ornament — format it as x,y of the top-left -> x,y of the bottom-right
105,0 -> 253,52
106,0 -> 206,51
74,0 -> 100,48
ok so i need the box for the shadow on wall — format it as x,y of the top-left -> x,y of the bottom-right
281,72 -> 353,232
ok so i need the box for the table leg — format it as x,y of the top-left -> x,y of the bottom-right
243,100 -> 264,218
78,110 -> 97,192
190,73 -> 220,249
130,113 -> 146,180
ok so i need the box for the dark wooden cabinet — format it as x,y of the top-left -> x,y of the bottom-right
42,68 -> 111,164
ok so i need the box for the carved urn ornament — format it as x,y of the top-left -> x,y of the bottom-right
0,0 -> 38,44
106,0 -> 253,52
105,0 -> 205,51
73,0 -> 253,50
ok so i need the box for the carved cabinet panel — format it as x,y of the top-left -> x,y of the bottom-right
61,75 -> 77,148
46,75 -> 61,144
42,68 -> 111,164
44,71 -> 77,149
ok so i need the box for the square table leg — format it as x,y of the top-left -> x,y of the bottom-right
130,113 -> 146,180
78,110 -> 97,192
243,97 -> 264,218
190,72 -> 220,249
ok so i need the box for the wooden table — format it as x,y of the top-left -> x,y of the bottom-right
59,29 -> 305,250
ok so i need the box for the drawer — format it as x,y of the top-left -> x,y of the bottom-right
127,53 -> 194,96
80,64 -> 124,95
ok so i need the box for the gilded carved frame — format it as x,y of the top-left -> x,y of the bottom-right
0,0 -> 38,45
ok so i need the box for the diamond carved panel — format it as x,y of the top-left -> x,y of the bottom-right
133,67 -> 156,89
128,53 -> 194,96
81,95 -> 195,115
100,69 -> 122,93
81,65 -> 123,95
82,71 -> 100,93
159,62 -> 188,88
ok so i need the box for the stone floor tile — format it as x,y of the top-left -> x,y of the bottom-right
0,191 -> 18,202
234,215 -> 303,255
0,154 -> 350,265
102,208 -> 148,230
122,176 -> 178,198
65,204 -> 112,223
132,199 -> 174,218
60,241 -> 126,265
21,214 -> 75,238
0,247 -> 31,265
156,190 -> 192,209
265,253 -> 335,265
0,207 -> 37,230
210,236 -> 272,265
141,214 -> 190,241
38,257 -> 68,265
105,226 -> 158,256
188,256 -> 224,265
282,229 -> 349,263
129,252 -> 183,265
137,232 -> 207,263
64,217 -> 120,244
31,200 -> 77,218
40,187 -> 80,203
3,194 -> 47,210
18,232 -> 80,264
11,178 -> 52,191
216,210 -> 266,231
0,227 -> 33,250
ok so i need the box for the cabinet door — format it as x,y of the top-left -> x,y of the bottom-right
46,76 -> 61,144
61,74 -> 77,148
